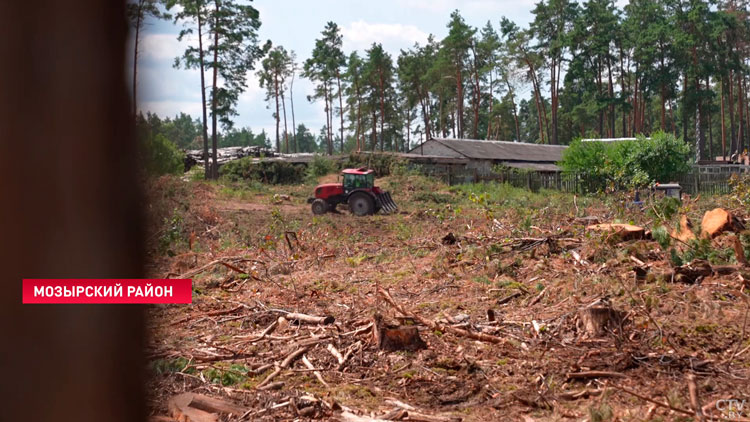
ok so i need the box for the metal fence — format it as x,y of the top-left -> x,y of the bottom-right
421,166 -> 739,195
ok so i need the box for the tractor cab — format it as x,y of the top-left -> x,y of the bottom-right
308,167 -> 398,216
342,168 -> 375,193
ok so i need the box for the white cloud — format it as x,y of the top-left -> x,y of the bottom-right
139,33 -> 193,61
401,0 -> 522,14
138,100 -> 203,118
341,21 -> 429,53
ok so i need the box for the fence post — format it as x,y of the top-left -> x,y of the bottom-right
694,172 -> 700,193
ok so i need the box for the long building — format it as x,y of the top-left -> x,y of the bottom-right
408,138 -> 567,173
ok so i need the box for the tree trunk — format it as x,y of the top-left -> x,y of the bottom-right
721,77 -> 727,160
290,72 -> 297,152
438,91 -> 444,137
597,58 -> 604,136
323,79 -> 332,155
660,54 -> 667,131
707,77 -> 713,160
506,80 -> 520,142
729,70 -> 737,155
336,70 -> 344,153
210,0 -> 220,179
607,56 -> 614,138
619,46 -> 627,137
355,79 -> 363,151
371,108 -> 378,151
132,0 -> 143,117
281,87 -> 289,154
669,100 -> 677,138
486,69 -> 493,139
405,107 -> 410,151
550,59 -> 558,144
695,76 -> 704,162
273,74 -> 280,153
456,67 -> 463,138
682,72 -> 689,145
526,60 -> 545,144
470,46 -> 480,139
378,67 -> 385,151
738,72 -> 744,156
197,11 -> 210,179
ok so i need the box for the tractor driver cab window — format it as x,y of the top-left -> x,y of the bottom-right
343,174 -> 354,190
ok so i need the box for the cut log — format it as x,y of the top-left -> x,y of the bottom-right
577,302 -> 627,337
168,393 -> 248,422
671,215 -> 696,243
285,312 -> 335,325
372,314 -> 427,352
586,223 -> 646,242
701,208 -> 745,238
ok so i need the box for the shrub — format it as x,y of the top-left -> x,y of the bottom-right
342,152 -> 401,176
220,157 -> 305,184
142,133 -> 185,175
560,132 -> 692,189
306,154 -> 336,181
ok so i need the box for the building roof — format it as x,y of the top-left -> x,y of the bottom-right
501,161 -> 561,172
410,138 -> 567,162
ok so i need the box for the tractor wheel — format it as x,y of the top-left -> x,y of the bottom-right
311,199 -> 328,215
348,192 -> 374,216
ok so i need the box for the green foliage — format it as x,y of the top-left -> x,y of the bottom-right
561,132 -> 692,189
729,174 -> 750,208
143,133 -> 185,175
159,210 -> 183,255
220,157 -> 305,184
648,197 -> 681,223
150,357 -> 193,375
652,225 -> 671,250
307,155 -> 337,180
203,364 -> 249,386
342,153 -> 401,176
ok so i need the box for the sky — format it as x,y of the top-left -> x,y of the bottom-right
128,0 -> 546,141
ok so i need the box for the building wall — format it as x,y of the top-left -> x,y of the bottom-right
413,141 -> 465,158
466,159 -> 494,175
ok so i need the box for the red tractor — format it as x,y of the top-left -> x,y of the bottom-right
307,168 -> 398,216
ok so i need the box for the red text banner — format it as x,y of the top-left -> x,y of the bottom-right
22,279 -> 192,304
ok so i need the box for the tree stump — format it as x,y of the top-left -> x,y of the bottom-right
372,314 -> 427,352
577,302 -> 626,337
586,223 -> 646,242
701,208 -> 745,238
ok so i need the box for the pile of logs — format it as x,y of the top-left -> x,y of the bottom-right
184,146 -> 276,170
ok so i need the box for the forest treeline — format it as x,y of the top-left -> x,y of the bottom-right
129,0 -> 750,178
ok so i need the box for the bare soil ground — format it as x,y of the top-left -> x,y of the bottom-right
144,174 -> 750,421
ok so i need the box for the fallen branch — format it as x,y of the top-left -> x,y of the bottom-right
170,305 -> 245,326
176,256 -> 246,279
687,373 -> 705,421
567,371 -> 627,380
327,344 -> 345,365
302,355 -> 329,388
255,346 -> 309,389
608,382 -> 693,417
378,287 -> 507,345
